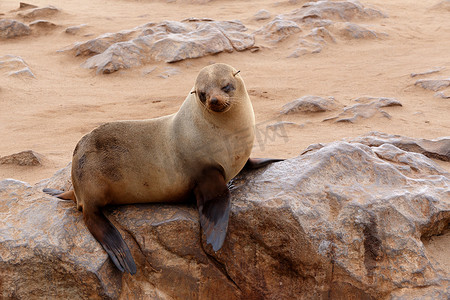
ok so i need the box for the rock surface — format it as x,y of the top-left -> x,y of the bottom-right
0,19 -> 31,39
1,135 -> 449,299
324,97 -> 402,123
63,19 -> 254,74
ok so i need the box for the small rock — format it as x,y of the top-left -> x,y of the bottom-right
281,95 -> 337,114
253,9 -> 272,21
29,20 -> 57,30
19,2 -> 38,10
254,17 -> 301,42
324,97 -> 402,123
415,78 -> 450,91
0,150 -> 43,166
434,91 -> 450,99
8,67 -> 35,78
18,5 -> 59,20
64,24 -> 87,35
0,55 -> 35,78
337,22 -> 384,39
411,67 -> 444,77
0,19 -> 31,39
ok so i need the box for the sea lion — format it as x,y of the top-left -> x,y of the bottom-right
44,63 -> 282,275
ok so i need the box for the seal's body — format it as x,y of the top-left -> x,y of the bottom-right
44,63 -> 281,274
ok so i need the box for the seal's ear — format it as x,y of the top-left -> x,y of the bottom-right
233,70 -> 240,77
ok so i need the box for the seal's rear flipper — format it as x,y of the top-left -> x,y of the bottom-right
84,208 -> 137,275
43,188 -> 76,202
243,158 -> 284,170
195,167 -> 231,252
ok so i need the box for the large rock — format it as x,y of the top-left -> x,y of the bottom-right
1,137 -> 449,299
63,19 -> 254,74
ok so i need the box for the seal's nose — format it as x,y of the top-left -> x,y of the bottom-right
210,97 -> 218,105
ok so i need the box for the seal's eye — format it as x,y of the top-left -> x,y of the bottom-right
221,83 -> 235,93
199,92 -> 206,103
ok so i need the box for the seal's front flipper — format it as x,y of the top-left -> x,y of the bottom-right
243,157 -> 284,170
84,208 -> 137,275
195,167 -> 231,252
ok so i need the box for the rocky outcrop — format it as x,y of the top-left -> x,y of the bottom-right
1,135 -> 449,299
62,19 -> 254,74
324,97 -> 402,123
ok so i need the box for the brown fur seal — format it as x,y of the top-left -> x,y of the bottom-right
44,63 -> 282,274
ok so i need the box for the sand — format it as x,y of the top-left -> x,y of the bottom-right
1,0 -> 449,184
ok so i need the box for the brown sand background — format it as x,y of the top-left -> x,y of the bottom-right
1,0 -> 449,183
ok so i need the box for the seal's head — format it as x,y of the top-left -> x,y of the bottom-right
193,63 -> 242,113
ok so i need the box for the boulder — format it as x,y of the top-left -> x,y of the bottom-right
0,19 -> 31,39
324,97 -> 402,123
29,20 -> 58,31
1,136 -> 449,299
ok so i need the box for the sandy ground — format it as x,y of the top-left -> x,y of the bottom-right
1,0 -> 449,184
1,0 -> 449,281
